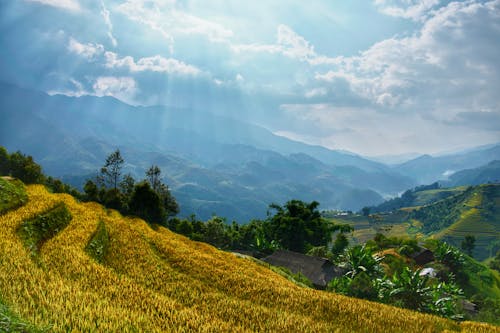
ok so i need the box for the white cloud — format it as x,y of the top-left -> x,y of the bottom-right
116,0 -> 233,52
92,76 -> 137,98
315,0 -> 500,113
104,52 -> 201,76
236,73 -> 245,82
305,87 -> 327,98
100,0 -> 117,47
26,0 -> 81,12
67,37 -> 104,60
232,24 -> 341,66
374,0 -> 440,21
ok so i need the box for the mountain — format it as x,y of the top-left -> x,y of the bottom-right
0,83 -> 418,220
445,160 -> 500,187
394,145 -> 500,184
0,181 -> 492,332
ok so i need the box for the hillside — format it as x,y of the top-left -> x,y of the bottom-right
1,182 -> 497,332
445,160 -> 500,187
337,184 -> 500,261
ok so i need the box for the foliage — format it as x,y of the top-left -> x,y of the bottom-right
128,182 -> 165,225
306,246 -> 331,259
85,220 -> 109,264
461,235 -> 476,257
7,151 -> 44,184
17,202 -> 72,256
371,182 -> 441,213
378,267 -> 464,319
343,244 -> 383,279
332,233 -> 349,255
98,149 -> 124,190
0,177 -> 28,215
490,249 -> 500,272
409,187 -> 473,233
267,200 -> 341,253
433,241 -> 465,275
2,185 -> 492,332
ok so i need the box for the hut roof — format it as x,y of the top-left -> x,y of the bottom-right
262,249 -> 344,288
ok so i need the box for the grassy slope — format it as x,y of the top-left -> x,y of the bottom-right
0,186 -> 498,332
412,187 -> 468,207
0,177 -> 28,214
431,185 -> 500,260
331,185 -> 499,261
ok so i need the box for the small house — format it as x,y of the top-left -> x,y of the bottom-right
410,248 -> 434,265
262,249 -> 344,289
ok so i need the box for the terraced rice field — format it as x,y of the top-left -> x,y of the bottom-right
0,183 -> 498,332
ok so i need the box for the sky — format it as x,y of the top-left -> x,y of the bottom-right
0,0 -> 499,156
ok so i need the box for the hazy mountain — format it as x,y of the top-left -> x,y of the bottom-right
394,145 -> 500,184
445,160 -> 500,187
0,83 -> 420,220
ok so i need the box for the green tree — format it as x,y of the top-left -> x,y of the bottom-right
83,180 -> 100,202
344,245 -> 383,279
332,233 -> 349,255
119,173 -> 136,197
145,165 -> 179,217
361,206 -> 370,216
99,149 -> 124,190
157,183 -> 179,217
128,182 -> 165,224
267,200 -> 332,253
461,234 -> 476,257
0,146 -> 9,175
146,165 -> 161,192
8,151 -> 44,184
379,267 -> 432,311
204,216 -> 230,249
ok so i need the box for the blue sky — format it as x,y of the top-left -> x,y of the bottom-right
1,0 -> 499,156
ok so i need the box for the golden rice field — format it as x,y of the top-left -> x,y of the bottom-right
1,184 -> 499,332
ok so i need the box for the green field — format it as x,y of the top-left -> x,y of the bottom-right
329,184 -> 500,261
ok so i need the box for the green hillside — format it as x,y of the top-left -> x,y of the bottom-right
330,184 -> 499,261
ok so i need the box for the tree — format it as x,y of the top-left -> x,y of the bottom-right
361,206 -> 370,216
267,200 -> 331,253
83,180 -> 100,202
145,165 -> 179,217
99,149 -> 124,189
204,216 -> 230,249
157,183 -> 179,217
128,181 -> 165,225
332,233 -> 349,255
119,173 -> 135,197
8,151 -> 44,184
344,245 -> 383,279
0,146 -> 9,175
146,165 -> 161,192
461,235 -> 476,257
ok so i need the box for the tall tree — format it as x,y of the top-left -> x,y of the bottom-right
99,149 -> 124,190
267,200 -> 332,253
0,146 -> 9,175
461,235 -> 476,257
146,165 -> 161,192
145,165 -> 179,217
128,181 -> 165,225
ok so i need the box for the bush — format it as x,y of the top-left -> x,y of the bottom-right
85,221 -> 109,263
17,202 -> 72,256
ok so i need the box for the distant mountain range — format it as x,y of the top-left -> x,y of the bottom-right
393,146 -> 500,184
1,82 -> 499,221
